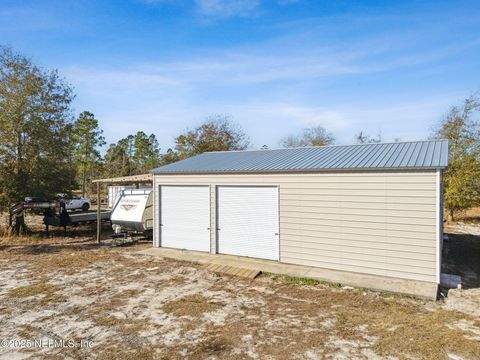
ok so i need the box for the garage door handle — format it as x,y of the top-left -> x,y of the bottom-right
275,233 -> 279,236
207,227 -> 210,230
217,228 -> 221,230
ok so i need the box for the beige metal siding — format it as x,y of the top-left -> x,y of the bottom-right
153,175 -> 160,247
210,185 -> 216,254
153,171 -> 438,283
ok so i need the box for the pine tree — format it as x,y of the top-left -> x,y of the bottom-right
72,111 -> 105,197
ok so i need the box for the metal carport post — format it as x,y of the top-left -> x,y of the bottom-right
92,173 -> 154,243
96,182 -> 101,243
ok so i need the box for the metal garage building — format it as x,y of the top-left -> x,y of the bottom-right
151,140 -> 448,288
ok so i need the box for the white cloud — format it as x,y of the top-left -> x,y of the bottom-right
223,104 -> 353,147
64,66 -> 180,93
61,7 -> 477,149
65,59 -> 460,148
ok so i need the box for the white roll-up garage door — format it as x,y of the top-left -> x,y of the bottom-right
160,186 -> 210,252
217,186 -> 279,261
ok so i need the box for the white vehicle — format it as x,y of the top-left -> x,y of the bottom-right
57,194 -> 91,211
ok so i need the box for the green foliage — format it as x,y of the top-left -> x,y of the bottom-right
103,131 -> 161,177
281,275 -> 322,286
0,46 -> 76,209
104,135 -> 134,178
161,148 -> 180,165
173,115 -> 249,159
72,111 -> 105,196
133,131 -> 162,173
443,155 -> 480,217
279,125 -> 335,148
433,94 -> 480,219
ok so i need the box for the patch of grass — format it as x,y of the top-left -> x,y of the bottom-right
327,281 -> 343,288
93,316 -> 146,335
333,299 -> 480,360
169,276 -> 187,286
34,249 -> 115,275
189,335 -> 234,358
282,275 -> 322,286
208,284 -> 235,294
94,316 -> 124,327
163,294 -> 221,317
275,274 -> 342,288
17,324 -> 36,339
117,288 -> 145,298
86,298 -> 129,316
8,281 -> 59,298
7,279 -> 66,305
377,290 -> 422,301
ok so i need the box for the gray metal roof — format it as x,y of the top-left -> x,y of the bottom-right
152,140 -> 449,174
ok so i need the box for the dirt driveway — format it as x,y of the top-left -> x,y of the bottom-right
1,236 -> 480,360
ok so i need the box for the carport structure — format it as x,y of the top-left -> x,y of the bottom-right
92,173 -> 153,242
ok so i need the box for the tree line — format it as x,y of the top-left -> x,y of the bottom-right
1,46 -> 479,219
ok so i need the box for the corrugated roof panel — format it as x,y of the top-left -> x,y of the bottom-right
440,140 -> 449,166
310,146 -> 342,169
375,143 -> 397,168
415,142 -> 428,166
401,142 -> 417,167
329,145 -> 361,168
152,140 -> 449,174
423,142 -> 435,167
431,141 -> 441,167
288,148 -> 318,169
402,141 -> 420,167
343,144 -> 372,168
389,142 -> 409,168
372,143 -> 389,168
321,145 -> 356,168
386,143 -> 406,167
351,144 -> 377,168
305,147 -> 329,167
296,147 -> 323,169
360,143 -> 386,168
381,143 -> 399,167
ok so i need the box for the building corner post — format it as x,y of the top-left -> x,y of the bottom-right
96,182 -> 101,244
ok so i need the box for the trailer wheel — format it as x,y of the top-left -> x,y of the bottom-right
82,203 -> 90,211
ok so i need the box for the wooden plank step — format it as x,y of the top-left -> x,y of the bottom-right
204,263 -> 261,279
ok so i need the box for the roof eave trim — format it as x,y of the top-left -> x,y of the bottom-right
152,166 -> 447,175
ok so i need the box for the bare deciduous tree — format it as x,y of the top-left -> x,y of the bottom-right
174,115 -> 250,159
279,125 -> 335,148
355,130 -> 382,144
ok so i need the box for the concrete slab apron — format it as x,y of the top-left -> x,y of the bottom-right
137,247 -> 438,299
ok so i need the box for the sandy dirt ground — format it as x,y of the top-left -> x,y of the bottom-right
0,221 -> 479,359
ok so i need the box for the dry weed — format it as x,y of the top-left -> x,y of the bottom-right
163,294 -> 222,317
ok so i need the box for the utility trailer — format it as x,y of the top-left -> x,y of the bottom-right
9,200 -> 111,236
43,210 -> 111,227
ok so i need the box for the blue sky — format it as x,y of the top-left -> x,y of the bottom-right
1,0 -> 479,150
